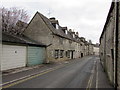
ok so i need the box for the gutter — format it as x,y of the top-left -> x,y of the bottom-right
46,43 -> 52,47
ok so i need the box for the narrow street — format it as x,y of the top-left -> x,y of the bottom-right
1,56 -> 113,89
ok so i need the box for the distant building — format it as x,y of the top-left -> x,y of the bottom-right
93,44 -> 99,55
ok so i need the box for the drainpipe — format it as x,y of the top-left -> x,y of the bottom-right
115,1 -> 119,89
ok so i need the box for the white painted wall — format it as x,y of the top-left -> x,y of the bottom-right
93,47 -> 99,55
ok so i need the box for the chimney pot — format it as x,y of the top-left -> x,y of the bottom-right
49,17 -> 56,20
69,29 -> 72,32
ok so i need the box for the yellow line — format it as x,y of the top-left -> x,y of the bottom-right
1,67 -> 58,86
2,68 -> 56,88
2,64 -> 65,89
86,73 -> 93,90
89,73 -> 94,89
1,64 -> 64,87
2,58 -> 86,89
86,61 -> 96,90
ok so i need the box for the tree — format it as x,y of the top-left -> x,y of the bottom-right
0,7 -> 30,35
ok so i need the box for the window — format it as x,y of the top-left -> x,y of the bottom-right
52,23 -> 59,29
73,34 -> 75,38
60,50 -> 64,58
67,50 -> 70,58
54,50 -> 59,59
52,23 -> 56,28
101,52 -> 103,55
66,51 -> 68,57
65,30 -> 68,34
59,37 -> 63,44
56,24 -> 59,29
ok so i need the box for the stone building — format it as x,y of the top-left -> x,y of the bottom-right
93,44 -> 99,55
99,2 -> 120,89
93,43 -> 99,55
23,12 -> 94,63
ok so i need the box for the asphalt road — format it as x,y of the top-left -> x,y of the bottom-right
2,56 -> 114,89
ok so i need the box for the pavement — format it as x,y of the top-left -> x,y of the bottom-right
2,57 -> 75,76
1,55 -> 114,89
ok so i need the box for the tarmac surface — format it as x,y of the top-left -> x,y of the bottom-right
1,56 -> 114,89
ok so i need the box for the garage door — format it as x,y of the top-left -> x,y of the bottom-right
27,46 -> 45,66
1,45 -> 26,71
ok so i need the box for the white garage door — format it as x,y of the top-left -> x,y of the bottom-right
1,45 -> 26,71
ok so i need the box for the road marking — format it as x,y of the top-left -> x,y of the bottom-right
86,73 -> 93,90
2,65 -> 65,89
1,65 -> 64,88
1,57 -> 94,89
2,68 -> 56,88
86,60 -> 96,90
96,61 -> 99,90
1,60 -> 77,89
89,73 -> 94,89
0,67 -> 56,86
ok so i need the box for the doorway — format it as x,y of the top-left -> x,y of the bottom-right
81,53 -> 83,57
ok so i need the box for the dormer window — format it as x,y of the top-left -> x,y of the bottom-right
65,30 -> 68,34
52,23 -> 56,28
51,23 -> 59,29
56,24 -> 59,29
73,34 -> 75,38
50,18 -> 59,29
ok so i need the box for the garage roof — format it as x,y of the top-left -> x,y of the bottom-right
2,32 -> 46,47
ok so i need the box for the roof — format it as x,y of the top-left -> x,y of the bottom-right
37,12 -> 80,42
2,32 -> 46,47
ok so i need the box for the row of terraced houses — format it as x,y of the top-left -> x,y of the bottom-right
2,11 -> 95,72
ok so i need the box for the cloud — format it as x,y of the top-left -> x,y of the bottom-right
1,0 -> 112,43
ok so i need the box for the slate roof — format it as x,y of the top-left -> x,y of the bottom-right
37,12 -> 80,42
2,32 -> 46,47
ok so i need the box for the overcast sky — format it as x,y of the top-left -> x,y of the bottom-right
1,0 -> 112,44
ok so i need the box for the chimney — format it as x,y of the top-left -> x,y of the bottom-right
71,31 -> 75,38
76,32 -> 79,36
80,37 -> 85,42
69,29 -> 72,32
61,27 -> 67,34
49,17 -> 56,20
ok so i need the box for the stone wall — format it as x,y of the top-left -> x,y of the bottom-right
24,12 -> 94,64
117,2 -> 120,89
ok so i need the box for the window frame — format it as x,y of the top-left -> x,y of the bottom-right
54,50 -> 59,59
60,50 -> 64,58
